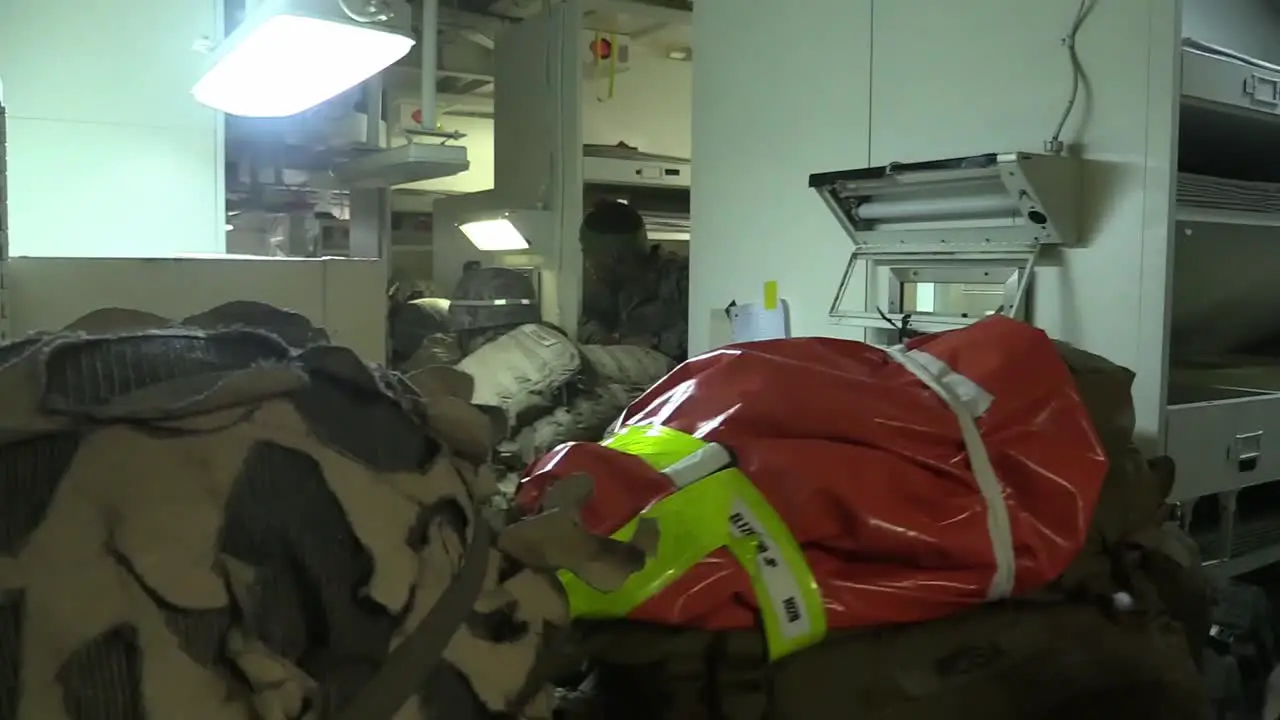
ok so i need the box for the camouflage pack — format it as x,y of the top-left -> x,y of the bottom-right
0,305 -> 653,719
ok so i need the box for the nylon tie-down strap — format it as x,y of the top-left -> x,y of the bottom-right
334,505 -> 493,720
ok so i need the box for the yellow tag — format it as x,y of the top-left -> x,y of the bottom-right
764,281 -> 779,311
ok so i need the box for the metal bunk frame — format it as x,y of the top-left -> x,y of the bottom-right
1167,38 -> 1280,576
583,145 -> 691,243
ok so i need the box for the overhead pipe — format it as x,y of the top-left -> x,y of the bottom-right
419,0 -> 439,130
365,73 -> 384,147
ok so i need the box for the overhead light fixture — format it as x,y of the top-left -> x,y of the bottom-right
460,218 -> 531,252
192,0 -> 414,118
458,210 -> 555,253
809,152 -> 1081,333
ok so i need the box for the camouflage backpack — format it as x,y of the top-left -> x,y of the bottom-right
0,304 -> 653,719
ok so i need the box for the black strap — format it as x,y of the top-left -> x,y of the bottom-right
335,513 -> 493,720
504,624 -> 590,714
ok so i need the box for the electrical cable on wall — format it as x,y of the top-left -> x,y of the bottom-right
1045,0 -> 1098,154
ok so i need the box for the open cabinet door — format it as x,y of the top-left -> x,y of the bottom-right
492,0 -> 584,332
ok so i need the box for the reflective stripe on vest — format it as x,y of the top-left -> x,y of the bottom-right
557,424 -> 827,661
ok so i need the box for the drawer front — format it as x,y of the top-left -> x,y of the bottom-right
1166,402 -> 1235,500
1227,398 -> 1280,484
1165,395 -> 1280,500
1183,49 -> 1280,116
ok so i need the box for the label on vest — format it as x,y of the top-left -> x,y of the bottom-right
728,499 -> 813,643
523,324 -> 563,347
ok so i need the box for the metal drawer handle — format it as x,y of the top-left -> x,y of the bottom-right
1233,431 -> 1263,472
1246,74 -> 1280,105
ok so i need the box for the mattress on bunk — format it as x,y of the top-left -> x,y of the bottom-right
1170,358 -> 1280,396
1176,172 -> 1280,214
1174,39 -> 1280,357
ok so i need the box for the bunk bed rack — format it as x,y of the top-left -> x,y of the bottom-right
1168,37 -> 1280,576
583,145 -> 691,250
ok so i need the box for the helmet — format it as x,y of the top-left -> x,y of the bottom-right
448,266 -> 541,332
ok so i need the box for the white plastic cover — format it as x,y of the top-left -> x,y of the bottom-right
457,324 -> 582,425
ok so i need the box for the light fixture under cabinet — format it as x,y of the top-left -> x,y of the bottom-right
460,219 -> 530,252
458,210 -> 554,253
192,0 -> 414,118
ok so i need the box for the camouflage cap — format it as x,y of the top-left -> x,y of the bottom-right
448,266 -> 541,332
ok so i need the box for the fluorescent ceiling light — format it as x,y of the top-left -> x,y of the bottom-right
460,219 -> 531,251
193,1 -> 414,118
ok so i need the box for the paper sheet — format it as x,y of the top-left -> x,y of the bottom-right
728,300 -> 790,342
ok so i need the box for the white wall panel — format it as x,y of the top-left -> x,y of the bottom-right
583,43 -> 691,158
0,0 -> 225,257
6,119 -> 219,257
866,0 -> 1179,442
690,0 -> 873,348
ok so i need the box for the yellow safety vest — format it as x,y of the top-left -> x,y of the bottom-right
557,424 -> 827,661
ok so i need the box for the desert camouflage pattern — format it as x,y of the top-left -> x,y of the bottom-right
580,250 -> 688,362
619,250 -> 688,362
0,303 -> 655,720
578,200 -> 688,362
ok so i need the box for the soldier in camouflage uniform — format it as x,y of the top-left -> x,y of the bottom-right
578,200 -> 689,361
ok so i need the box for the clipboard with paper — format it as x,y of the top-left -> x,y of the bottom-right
726,281 -> 791,343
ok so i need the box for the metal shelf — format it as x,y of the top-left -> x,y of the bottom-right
1177,207 -> 1280,227
1198,514 -> 1280,578
1182,40 -> 1280,124
1177,173 -> 1280,225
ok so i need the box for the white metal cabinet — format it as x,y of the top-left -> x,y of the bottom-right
1167,396 -> 1243,501
1227,394 -> 1280,480
1183,45 -> 1280,116
1165,388 -> 1280,500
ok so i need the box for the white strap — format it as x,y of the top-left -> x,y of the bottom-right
883,346 -> 1016,600
661,442 -> 733,488
894,348 -> 994,418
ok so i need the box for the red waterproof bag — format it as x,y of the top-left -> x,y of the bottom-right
516,316 -> 1108,631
